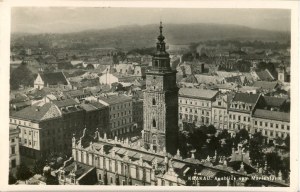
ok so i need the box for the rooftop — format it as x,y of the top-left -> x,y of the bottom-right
252,81 -> 278,90
53,98 -> 79,108
98,94 -> 132,105
11,103 -> 62,122
179,88 -> 218,100
232,93 -> 260,105
253,109 -> 290,122
40,72 -> 69,86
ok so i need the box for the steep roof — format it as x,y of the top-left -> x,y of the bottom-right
263,96 -> 286,108
253,109 -> 290,122
179,88 -> 218,100
255,70 -> 275,81
232,93 -> 260,105
40,72 -> 69,86
252,81 -> 278,90
11,103 -> 61,122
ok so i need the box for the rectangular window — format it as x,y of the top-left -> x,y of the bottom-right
11,138 -> 15,143
287,125 -> 290,130
11,146 -> 15,154
255,121 -> 257,125
265,122 -> 268,127
11,159 -> 16,168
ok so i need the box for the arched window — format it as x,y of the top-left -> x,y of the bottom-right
152,98 -> 156,105
152,119 -> 156,127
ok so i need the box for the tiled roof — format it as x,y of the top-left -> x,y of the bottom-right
252,81 -> 278,90
256,70 -> 275,81
11,103 -> 61,122
232,93 -> 260,104
253,109 -> 290,122
263,96 -> 287,108
179,88 -> 218,100
40,72 -> 68,85
53,98 -> 79,108
64,162 -> 95,179
98,95 -> 132,105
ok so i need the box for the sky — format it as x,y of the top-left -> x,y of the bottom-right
11,7 -> 291,34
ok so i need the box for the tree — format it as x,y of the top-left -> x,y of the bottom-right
33,158 -> 46,174
234,129 -> 249,145
16,164 -> 32,180
249,132 -> 265,166
266,152 -> 281,173
284,135 -> 290,150
10,63 -> 35,90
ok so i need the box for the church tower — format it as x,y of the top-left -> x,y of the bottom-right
143,22 -> 179,155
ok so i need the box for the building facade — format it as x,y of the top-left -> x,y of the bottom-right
211,93 -> 231,131
178,88 -> 218,129
9,125 -> 20,175
97,95 -> 134,138
143,22 -> 179,155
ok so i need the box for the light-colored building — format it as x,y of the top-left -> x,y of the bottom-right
10,102 -> 63,163
9,125 -> 20,175
228,93 -> 261,134
211,93 -> 232,131
178,88 -> 218,129
252,109 -> 290,142
34,72 -> 70,90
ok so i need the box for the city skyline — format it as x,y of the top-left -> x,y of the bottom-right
12,8 -> 291,34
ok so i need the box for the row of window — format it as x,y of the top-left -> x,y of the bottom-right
180,107 -> 210,116
179,99 -> 210,107
229,114 -> 250,122
110,103 -> 131,111
110,111 -> 131,119
76,152 -> 151,182
111,118 -> 132,128
10,119 -> 32,127
179,114 -> 210,124
254,121 -> 290,130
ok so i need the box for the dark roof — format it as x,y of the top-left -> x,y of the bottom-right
10,103 -> 61,122
224,76 -> 243,84
98,95 -> 132,105
89,101 -> 107,109
263,96 -> 286,108
232,93 -> 260,105
64,162 -> 95,179
40,72 -> 68,86
256,70 -> 275,81
53,98 -> 79,108
252,81 -> 278,90
253,109 -> 290,122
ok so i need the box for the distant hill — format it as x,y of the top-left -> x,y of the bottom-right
11,23 -> 290,50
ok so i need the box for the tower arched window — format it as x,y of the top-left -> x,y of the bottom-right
152,119 -> 156,127
152,98 -> 156,105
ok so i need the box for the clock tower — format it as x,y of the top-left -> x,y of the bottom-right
143,22 -> 179,155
